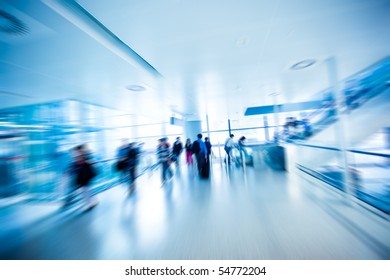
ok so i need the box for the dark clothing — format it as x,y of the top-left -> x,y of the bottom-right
205,142 -> 212,156
127,146 -> 139,185
203,141 -> 212,178
117,144 -> 130,159
195,152 -> 206,174
127,146 -> 139,167
77,162 -> 97,186
172,141 -> 183,156
64,149 -> 98,206
70,161 -> 96,187
116,144 -> 129,173
192,140 -> 200,155
192,139 -> 207,175
185,142 -> 192,152
172,141 -> 183,167
200,157 -> 210,178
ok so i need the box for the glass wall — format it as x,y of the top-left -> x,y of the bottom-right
0,99 -> 183,200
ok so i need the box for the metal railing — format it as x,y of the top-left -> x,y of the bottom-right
293,142 -> 390,214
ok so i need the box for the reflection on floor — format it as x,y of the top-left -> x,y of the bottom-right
0,162 -> 389,260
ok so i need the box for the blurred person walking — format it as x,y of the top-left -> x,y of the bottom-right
116,138 -> 130,183
192,134 -> 208,178
185,138 -> 193,166
63,146 -> 81,206
64,144 -> 98,210
172,137 -> 183,172
204,137 -> 212,158
238,136 -> 247,167
126,142 -> 140,193
204,137 -> 212,178
157,137 -> 173,185
224,134 -> 235,164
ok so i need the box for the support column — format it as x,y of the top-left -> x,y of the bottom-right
184,120 -> 202,141
270,92 -> 280,134
263,115 -> 269,142
161,122 -> 167,137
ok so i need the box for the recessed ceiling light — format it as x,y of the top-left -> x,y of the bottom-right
126,85 -> 146,92
290,59 -> 316,70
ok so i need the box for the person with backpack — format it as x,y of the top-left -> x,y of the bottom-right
64,144 -> 98,210
126,142 -> 139,192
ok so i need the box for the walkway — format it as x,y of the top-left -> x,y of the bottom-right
0,162 -> 389,259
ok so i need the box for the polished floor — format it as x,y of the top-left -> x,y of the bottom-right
0,161 -> 389,260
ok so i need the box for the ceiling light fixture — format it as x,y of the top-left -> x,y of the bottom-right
126,85 -> 146,92
290,59 -> 316,70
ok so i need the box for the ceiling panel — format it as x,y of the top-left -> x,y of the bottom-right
1,0 -> 389,123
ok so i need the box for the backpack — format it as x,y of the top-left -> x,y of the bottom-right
115,159 -> 127,171
77,162 -> 97,186
192,140 -> 200,155
127,147 -> 138,166
173,142 -> 183,155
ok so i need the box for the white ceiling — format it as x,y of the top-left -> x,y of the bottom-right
1,0 -> 389,122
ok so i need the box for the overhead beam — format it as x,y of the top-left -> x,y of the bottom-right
244,100 -> 323,116
42,0 -> 162,78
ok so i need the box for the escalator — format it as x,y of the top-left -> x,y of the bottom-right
290,57 -> 390,169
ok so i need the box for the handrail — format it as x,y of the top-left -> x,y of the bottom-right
296,163 -> 345,188
286,142 -> 390,158
347,149 -> 390,159
277,58 -> 390,142
296,163 -> 390,215
288,142 -> 341,152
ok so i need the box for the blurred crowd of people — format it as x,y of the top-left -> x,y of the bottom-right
154,132 -> 250,185
223,134 -> 248,165
62,131 -> 251,209
156,134 -> 213,184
